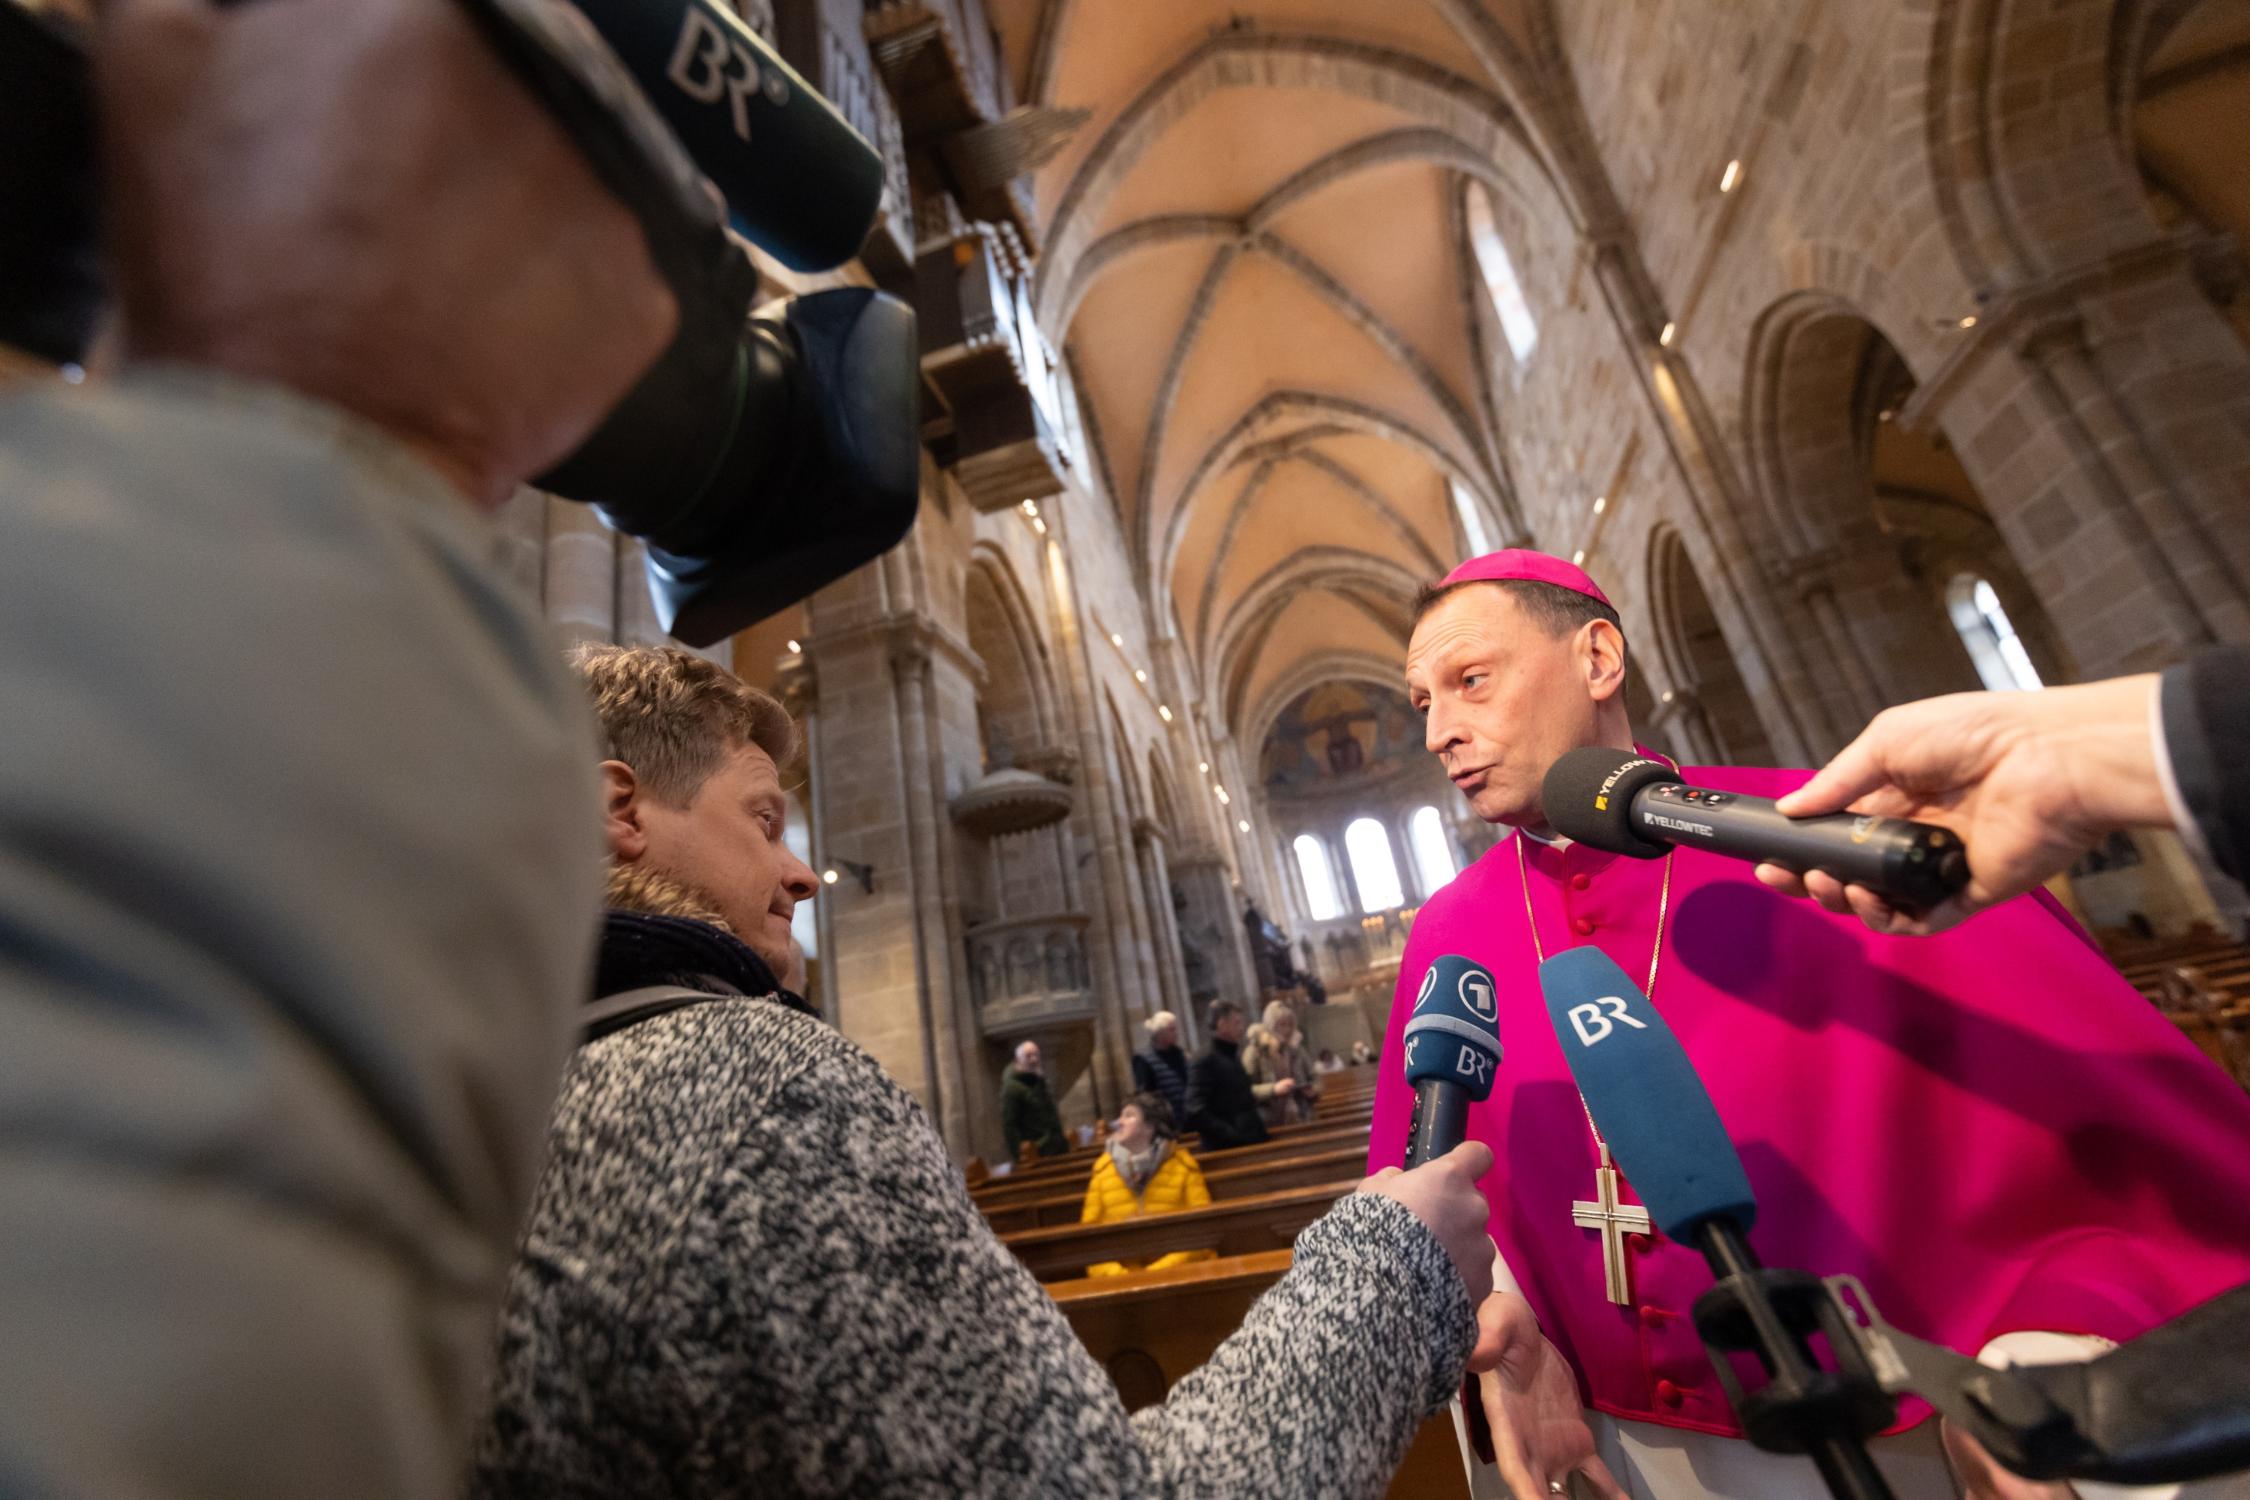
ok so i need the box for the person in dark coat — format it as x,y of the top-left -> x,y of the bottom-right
1001,1039 -> 1069,1160
1186,1000 -> 1270,1151
1130,1010 -> 1191,1126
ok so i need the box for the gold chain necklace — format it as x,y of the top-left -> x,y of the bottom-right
1515,832 -> 1673,1304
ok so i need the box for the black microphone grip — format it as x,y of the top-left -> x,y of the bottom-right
1631,787 -> 1967,913
1404,1078 -> 1471,1169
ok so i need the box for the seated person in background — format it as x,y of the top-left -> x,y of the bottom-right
1242,999 -> 1320,1128
1081,1094 -> 1216,1277
474,646 -> 1510,1500
1129,1008 -> 1190,1125
1000,1038 -> 1069,1161
1315,1047 -> 1345,1074
1185,999 -> 1271,1150
1350,1039 -> 1376,1066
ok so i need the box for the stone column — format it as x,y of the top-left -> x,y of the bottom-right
776,653 -> 835,1026
2016,317 -> 2235,650
1587,244 -> 1830,762
544,496 -> 617,644
1040,515 -> 1145,1112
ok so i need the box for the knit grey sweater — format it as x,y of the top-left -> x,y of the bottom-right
471,994 -> 1476,1498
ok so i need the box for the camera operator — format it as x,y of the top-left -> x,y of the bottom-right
0,0 -> 676,1491
1755,647 -> 2247,936
474,645 -> 1511,1500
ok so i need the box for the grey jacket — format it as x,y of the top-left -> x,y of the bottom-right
472,987 -> 1477,1498
0,372 -> 601,1498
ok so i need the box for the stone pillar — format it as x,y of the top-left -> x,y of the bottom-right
889,620 -> 980,1156
776,652 -> 835,1026
1134,823 -> 1192,1025
1041,515 -> 1146,1112
1586,244 -> 1829,761
544,496 -> 617,643
2016,318 -> 2239,650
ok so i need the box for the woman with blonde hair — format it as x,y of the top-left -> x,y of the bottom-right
1243,999 -> 1320,1127
1080,1093 -> 1216,1277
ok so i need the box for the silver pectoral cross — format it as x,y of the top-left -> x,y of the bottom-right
1571,1143 -> 1652,1306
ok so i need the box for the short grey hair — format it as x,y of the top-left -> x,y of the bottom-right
1144,1010 -> 1179,1036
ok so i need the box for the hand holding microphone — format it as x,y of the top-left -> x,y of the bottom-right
1754,678 -> 2171,935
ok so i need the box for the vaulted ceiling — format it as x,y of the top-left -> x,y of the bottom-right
987,0 -> 1579,752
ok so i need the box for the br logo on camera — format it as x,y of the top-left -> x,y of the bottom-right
1567,995 -> 1648,1048
668,9 -> 787,145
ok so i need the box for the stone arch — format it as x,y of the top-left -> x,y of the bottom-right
1643,527 -> 1778,768
1126,236 -> 1493,604
1925,0 -> 2168,284
1190,444 -> 1450,651
964,548 -> 1062,769
1203,547 -> 1422,703
1045,128 -> 1542,336
1036,31 -> 1580,320
1155,390 -> 1500,628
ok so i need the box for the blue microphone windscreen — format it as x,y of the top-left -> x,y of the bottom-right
1539,946 -> 1757,1238
1403,954 -> 1504,1102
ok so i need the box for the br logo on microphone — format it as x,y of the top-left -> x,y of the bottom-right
1452,1044 -> 1494,1087
1567,995 -> 1649,1048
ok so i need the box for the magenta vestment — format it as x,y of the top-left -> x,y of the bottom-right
1367,762 -> 2250,1438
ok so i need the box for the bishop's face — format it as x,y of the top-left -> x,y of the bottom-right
1405,585 -> 1609,833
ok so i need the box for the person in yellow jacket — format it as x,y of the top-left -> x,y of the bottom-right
1080,1093 -> 1218,1277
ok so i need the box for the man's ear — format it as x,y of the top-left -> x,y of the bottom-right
1582,619 -> 1628,705
599,760 -> 648,862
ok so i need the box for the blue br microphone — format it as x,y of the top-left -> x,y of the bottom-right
1540,946 -> 1901,1500
1537,945 -> 1755,1237
1402,955 -> 1503,1168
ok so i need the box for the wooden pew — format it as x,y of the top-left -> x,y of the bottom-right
1047,1250 -> 1466,1499
973,1116 -> 1372,1209
980,1145 -> 1369,1235
1001,1179 -> 1357,1280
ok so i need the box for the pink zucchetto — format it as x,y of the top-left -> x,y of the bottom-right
1437,548 -> 1613,608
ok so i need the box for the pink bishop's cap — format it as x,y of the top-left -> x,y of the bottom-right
1437,548 -> 1613,608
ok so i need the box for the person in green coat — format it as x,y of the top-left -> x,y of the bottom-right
1000,1040 -> 1069,1160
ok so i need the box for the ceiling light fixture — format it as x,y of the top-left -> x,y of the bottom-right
786,639 -> 802,654
1198,761 -> 1210,774
822,868 -> 838,885
1572,549 -> 1586,566
1719,159 -> 1742,193
1592,495 -> 1607,515
1659,322 -> 1676,347
1215,785 -> 1231,805
1020,499 -> 1039,516
1134,669 -> 1147,684
1957,314 -> 1978,329
1237,819 -> 1251,833
1110,632 -> 1124,648
1157,705 -> 1173,722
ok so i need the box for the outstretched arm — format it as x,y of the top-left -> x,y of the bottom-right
702,1039 -> 1494,1499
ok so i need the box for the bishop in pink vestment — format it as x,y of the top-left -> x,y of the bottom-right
1374,549 -> 2250,1493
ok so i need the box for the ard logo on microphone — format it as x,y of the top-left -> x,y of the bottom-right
1568,994 -> 1649,1048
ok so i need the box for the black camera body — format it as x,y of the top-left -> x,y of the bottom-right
0,0 -> 920,646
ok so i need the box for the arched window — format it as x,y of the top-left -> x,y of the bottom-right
1947,575 -> 2043,692
1293,834 -> 1344,921
1466,186 -> 1539,364
1408,805 -> 1458,896
1344,817 -> 1405,913
1450,479 -> 1494,557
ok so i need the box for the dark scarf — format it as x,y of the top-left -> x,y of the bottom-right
593,909 -> 816,1018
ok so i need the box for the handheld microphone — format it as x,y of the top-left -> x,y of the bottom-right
1543,748 -> 1970,915
1541,947 -> 1899,1500
1401,955 -> 1504,1169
